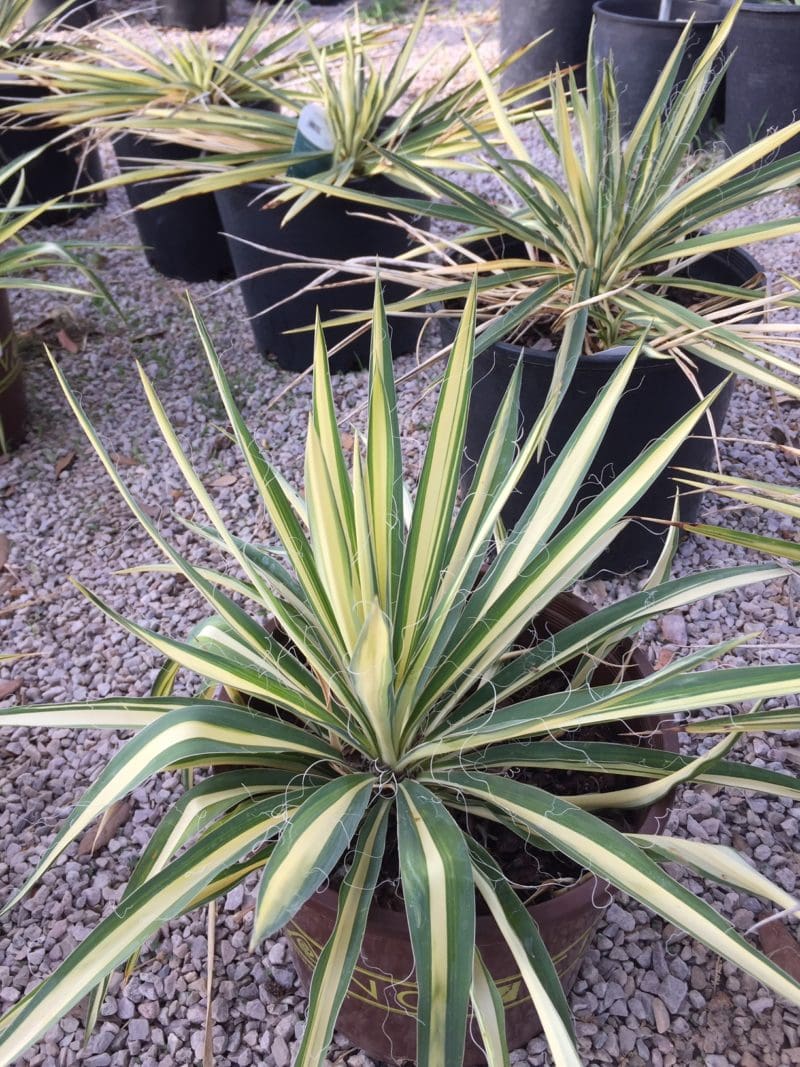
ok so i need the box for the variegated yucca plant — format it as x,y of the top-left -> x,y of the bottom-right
9,2 -> 552,221
0,1 -> 328,121
2,284 -> 800,1066
300,0 -> 800,427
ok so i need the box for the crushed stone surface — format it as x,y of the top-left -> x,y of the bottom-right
1,1 -> 799,1065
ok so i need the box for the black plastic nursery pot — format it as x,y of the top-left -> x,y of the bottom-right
0,80 -> 104,227
500,0 -> 596,93
215,175 -> 429,373
159,0 -> 227,30
592,0 -> 728,136
24,0 -> 98,26
725,2 -> 800,158
114,132 -> 234,284
286,593 -> 679,1066
0,291 -> 27,454
457,244 -> 761,576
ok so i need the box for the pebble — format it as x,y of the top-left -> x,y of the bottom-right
127,1019 -> 149,1043
271,1035 -> 291,1067
605,903 -> 637,934
659,975 -> 688,1015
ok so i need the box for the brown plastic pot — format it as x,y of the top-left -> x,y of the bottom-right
0,290 -> 26,453
284,592 -> 679,1065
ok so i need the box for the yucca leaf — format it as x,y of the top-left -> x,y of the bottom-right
440,772 -> 800,1011
84,768 -> 311,1029
46,350 -> 305,676
394,357 -> 524,738
0,697 -> 191,730
565,732 -> 739,810
1,705 -> 339,916
397,781 -> 474,1067
293,800 -> 390,1067
310,312 -> 357,556
469,841 -> 579,1067
686,706 -> 800,733
305,416 -> 360,656
186,297 -> 346,661
467,740 -> 800,805
365,278 -> 403,613
470,950 -> 511,1067
676,523 -> 800,563
630,835 -> 800,913
415,374 -> 726,723
251,774 -> 374,945
349,600 -> 397,765
393,278 -> 478,677
410,658 -> 800,765
72,579 -> 357,740
0,793 -> 301,1066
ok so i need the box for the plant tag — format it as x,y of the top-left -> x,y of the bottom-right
287,103 -> 335,179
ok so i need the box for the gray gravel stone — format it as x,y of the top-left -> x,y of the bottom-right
128,1019 -> 149,1043
658,974 -> 688,1015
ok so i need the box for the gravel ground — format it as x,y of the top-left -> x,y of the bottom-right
1,1 -> 800,1065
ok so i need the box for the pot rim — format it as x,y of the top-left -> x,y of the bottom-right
738,1 -> 800,13
592,0 -> 728,26
447,244 -> 763,367
218,170 -> 420,203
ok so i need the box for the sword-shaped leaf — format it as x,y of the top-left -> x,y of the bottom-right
251,774 -> 374,946
84,769 -> 313,1034
397,781 -> 474,1067
465,741 -> 800,805
630,835 -> 800,913
366,279 -> 404,613
469,841 -> 579,1067
349,600 -> 396,765
2,705 -> 338,916
293,800 -> 390,1067
686,706 -> 800,733
0,697 -> 194,730
393,279 -> 478,677
449,564 -> 783,725
0,793 -> 302,1066
470,950 -> 510,1067
409,659 -> 800,766
416,381 -> 725,722
441,772 -> 800,1011
565,733 -> 739,810
73,579 -> 364,745
186,297 -> 345,658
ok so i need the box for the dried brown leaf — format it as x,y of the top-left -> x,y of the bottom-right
0,533 -> 8,571
56,329 -> 80,355
211,473 -> 237,488
110,453 -> 140,468
77,799 -> 133,856
0,677 -> 22,699
54,452 -> 76,477
758,921 -> 800,983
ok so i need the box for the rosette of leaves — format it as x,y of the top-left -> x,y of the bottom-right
1,284 -> 800,1065
297,0 -> 800,431
29,3 -> 553,221
0,1 -> 332,122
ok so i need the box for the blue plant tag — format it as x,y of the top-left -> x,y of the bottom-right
287,103 -> 335,179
